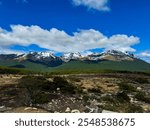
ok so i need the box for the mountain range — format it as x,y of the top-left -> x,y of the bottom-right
0,50 -> 150,73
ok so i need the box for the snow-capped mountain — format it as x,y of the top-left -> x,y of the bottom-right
60,50 -> 136,62
103,50 -> 134,58
14,52 -> 55,60
0,50 -> 136,63
29,52 -> 56,59
86,50 -> 135,61
61,52 -> 82,62
0,50 -> 149,72
14,52 -> 63,67
0,50 -> 138,66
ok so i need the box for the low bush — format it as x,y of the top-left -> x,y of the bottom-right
32,92 -> 50,104
18,76 -> 53,104
135,91 -> 150,104
133,77 -> 149,84
82,95 -> 89,102
18,76 -> 79,105
88,87 -> 102,94
116,91 -> 130,102
127,104 -> 144,113
18,75 -> 52,91
102,95 -> 118,104
53,77 -> 76,94
118,82 -> 136,93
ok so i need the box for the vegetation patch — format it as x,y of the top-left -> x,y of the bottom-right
116,91 -> 130,103
127,104 -> 144,113
135,91 -> 150,104
0,66 -> 32,74
102,95 -> 118,105
88,87 -> 102,94
53,77 -> 77,94
118,82 -> 136,93
18,76 -> 80,105
133,77 -> 149,84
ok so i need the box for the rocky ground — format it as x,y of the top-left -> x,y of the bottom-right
0,73 -> 150,113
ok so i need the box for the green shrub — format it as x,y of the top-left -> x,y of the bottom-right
83,95 -> 89,102
102,95 -> 118,104
18,76 -> 81,105
118,82 -> 136,93
127,104 -> 144,113
32,92 -> 50,104
18,75 -> 52,91
88,87 -> 102,93
18,76 -> 54,104
53,77 -> 76,94
102,104 -> 118,112
116,91 -> 130,102
135,91 -> 150,103
133,77 -> 149,84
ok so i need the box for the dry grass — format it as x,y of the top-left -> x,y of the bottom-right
0,73 -> 150,113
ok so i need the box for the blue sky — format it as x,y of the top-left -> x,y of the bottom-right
0,0 -> 150,62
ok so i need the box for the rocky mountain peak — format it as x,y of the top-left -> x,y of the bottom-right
61,52 -> 82,62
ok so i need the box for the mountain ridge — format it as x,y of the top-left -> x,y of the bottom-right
0,50 -> 150,72
0,50 -> 138,62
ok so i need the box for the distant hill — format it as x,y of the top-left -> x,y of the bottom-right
0,50 -> 150,73
53,60 -> 150,73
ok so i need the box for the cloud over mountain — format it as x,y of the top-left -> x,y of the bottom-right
137,51 -> 150,63
0,25 -> 140,53
139,51 -> 150,57
72,0 -> 110,11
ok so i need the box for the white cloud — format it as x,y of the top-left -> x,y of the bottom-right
80,51 -> 93,56
72,0 -> 110,11
139,51 -> 150,57
104,35 -> 139,52
136,51 -> 150,63
0,47 -> 25,54
0,25 -> 140,53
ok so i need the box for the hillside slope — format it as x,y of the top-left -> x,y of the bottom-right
0,59 -> 150,73
52,60 -> 150,73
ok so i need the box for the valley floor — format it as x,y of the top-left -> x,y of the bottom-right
0,73 -> 150,113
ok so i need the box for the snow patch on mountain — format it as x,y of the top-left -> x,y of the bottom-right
61,52 -> 82,62
29,52 -> 56,59
0,50 -> 136,63
85,50 -> 135,61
